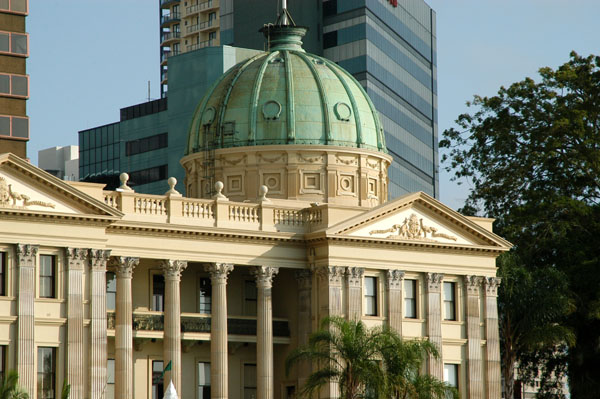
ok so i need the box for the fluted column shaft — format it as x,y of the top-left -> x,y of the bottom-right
16,244 -> 38,397
426,273 -> 444,379
66,248 -> 87,399
112,257 -> 138,399
252,266 -> 279,399
484,277 -> 502,399
295,270 -> 312,389
465,276 -> 483,399
89,249 -> 110,399
205,263 -> 233,399
346,267 -> 364,320
386,270 -> 405,333
162,260 -> 187,393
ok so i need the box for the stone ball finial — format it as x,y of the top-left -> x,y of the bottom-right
213,181 -> 228,200
117,172 -> 133,192
258,184 -> 270,202
165,177 -> 181,195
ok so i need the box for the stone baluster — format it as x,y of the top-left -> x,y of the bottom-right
484,277 -> 502,399
161,260 -> 188,393
205,263 -> 234,399
465,276 -> 483,399
426,273 -> 444,379
66,248 -> 87,398
386,270 -> 405,334
112,257 -> 138,398
346,267 -> 364,320
16,244 -> 38,397
251,266 -> 279,399
89,249 -> 111,399
295,270 -> 312,389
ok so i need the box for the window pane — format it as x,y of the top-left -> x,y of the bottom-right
11,117 -> 28,138
444,364 -> 458,387
444,301 -> 455,321
199,278 -> 211,313
404,279 -> 416,318
443,282 -> 454,301
0,33 -> 8,52
11,75 -> 27,96
0,0 -> 9,10
198,361 -> 211,399
365,277 -> 375,296
365,297 -> 375,316
11,33 -> 27,55
106,272 -> 116,311
107,359 -> 115,383
153,274 -> 165,311
0,253 -> 5,296
0,75 -> 9,94
11,0 -> 27,13
0,116 -> 9,136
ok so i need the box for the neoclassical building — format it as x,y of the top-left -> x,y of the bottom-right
0,11 -> 509,399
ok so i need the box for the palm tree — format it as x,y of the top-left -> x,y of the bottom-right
0,370 -> 29,399
285,316 -> 457,399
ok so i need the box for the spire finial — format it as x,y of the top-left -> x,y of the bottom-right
276,0 -> 295,26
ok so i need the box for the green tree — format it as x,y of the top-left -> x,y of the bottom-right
440,52 -> 600,398
285,317 -> 456,399
0,370 -> 29,399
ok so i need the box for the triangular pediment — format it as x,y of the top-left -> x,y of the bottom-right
326,192 -> 511,250
0,153 -> 122,218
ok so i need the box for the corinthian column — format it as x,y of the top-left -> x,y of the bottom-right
295,270 -> 312,389
16,244 -> 38,397
205,263 -> 233,399
66,248 -> 87,399
346,267 -> 364,320
465,276 -> 483,399
484,277 -> 502,399
89,249 -> 111,399
161,260 -> 188,393
386,270 -> 405,334
426,273 -> 444,379
251,266 -> 279,399
111,256 -> 139,398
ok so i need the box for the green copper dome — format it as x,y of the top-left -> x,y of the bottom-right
185,25 -> 387,155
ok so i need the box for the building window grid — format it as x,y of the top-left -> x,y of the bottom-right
152,360 -> 164,399
197,361 -> 210,399
152,273 -> 165,312
0,114 -> 29,140
364,276 -> 378,316
443,282 -> 456,321
404,279 -> 417,319
0,73 -> 29,98
106,272 -> 116,311
0,252 -> 5,296
0,345 -> 5,381
39,255 -> 56,299
443,363 -> 459,389
106,359 -> 115,399
0,0 -> 28,14
37,347 -> 56,399
244,280 -> 257,316
198,277 -> 211,314
0,30 -> 29,57
243,363 -> 257,399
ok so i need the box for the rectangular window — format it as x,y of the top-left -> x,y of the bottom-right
404,279 -> 417,318
37,347 -> 56,399
243,363 -> 257,399
0,74 -> 29,98
0,115 -> 29,139
198,277 -> 211,314
152,360 -> 164,399
125,132 -> 168,156
443,282 -> 456,321
39,255 -> 56,299
244,280 -> 257,316
0,31 -> 28,56
0,252 -> 5,296
0,0 -> 28,14
106,359 -> 115,399
128,164 -> 168,187
106,272 -> 116,311
152,274 -> 165,312
443,363 -> 458,388
0,345 -> 5,381
364,276 -> 377,316
197,362 -> 210,399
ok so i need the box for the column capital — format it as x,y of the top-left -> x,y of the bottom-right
16,244 -> 38,265
89,249 -> 111,271
426,272 -> 444,292
313,265 -> 345,285
484,277 -> 501,297
110,257 -> 139,278
66,248 -> 87,270
204,263 -> 234,283
161,260 -> 188,280
464,275 -> 483,295
386,269 -> 405,290
346,267 -> 364,287
251,266 -> 279,289
295,269 -> 312,290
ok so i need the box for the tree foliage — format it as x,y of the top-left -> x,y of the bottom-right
440,52 -> 600,398
0,370 -> 29,399
285,317 -> 457,399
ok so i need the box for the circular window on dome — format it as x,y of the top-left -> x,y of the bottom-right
312,58 -> 325,65
202,107 -> 216,126
262,100 -> 282,120
334,102 -> 352,122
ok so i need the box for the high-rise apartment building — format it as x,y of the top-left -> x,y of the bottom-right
159,0 -> 438,198
0,0 -> 29,158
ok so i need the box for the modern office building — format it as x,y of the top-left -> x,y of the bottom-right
38,145 -> 79,181
158,0 -> 438,198
0,0 -> 29,158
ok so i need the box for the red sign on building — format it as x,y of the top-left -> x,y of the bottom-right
389,0 -> 398,7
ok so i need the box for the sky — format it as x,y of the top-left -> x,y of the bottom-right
25,0 -> 600,210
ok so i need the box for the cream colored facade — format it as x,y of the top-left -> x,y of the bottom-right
0,152 -> 509,398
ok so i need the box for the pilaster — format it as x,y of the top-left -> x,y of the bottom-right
205,263 -> 233,399
465,275 -> 483,399
345,267 -> 364,320
295,270 -> 312,389
426,272 -> 444,379
161,260 -> 187,393
386,269 -> 405,333
16,243 -> 38,397
89,249 -> 111,399
251,266 -> 279,399
484,277 -> 502,399
66,248 -> 87,399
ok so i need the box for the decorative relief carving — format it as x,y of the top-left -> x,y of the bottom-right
89,249 -> 111,271
0,177 -> 55,209
297,153 -> 323,163
484,277 -> 501,296
346,267 -> 364,287
110,257 -> 139,279
221,155 -> 247,166
66,248 -> 87,270
386,269 -> 405,290
295,269 -> 312,290
161,260 -> 188,280
251,266 -> 279,288
313,265 -> 345,285
16,244 -> 38,265
426,273 -> 444,292
369,213 -> 458,242
366,159 -> 379,169
335,155 -> 357,166
205,263 -> 234,283
258,153 -> 287,164
464,275 -> 483,295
